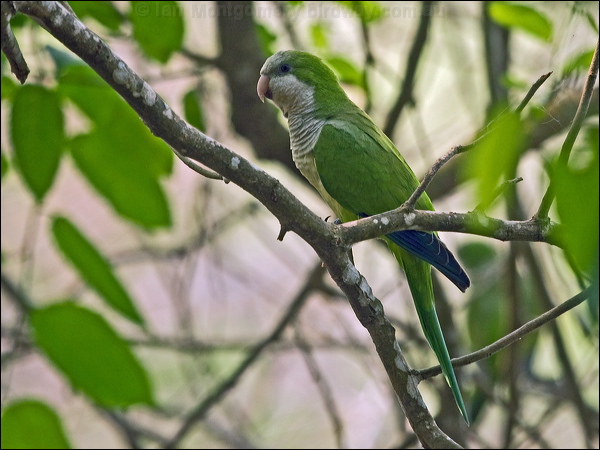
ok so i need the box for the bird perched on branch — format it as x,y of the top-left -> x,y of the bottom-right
258,50 -> 470,424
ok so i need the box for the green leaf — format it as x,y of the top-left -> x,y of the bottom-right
337,1 -> 384,23
31,302 -> 154,408
325,56 -> 364,88
130,1 -> 184,63
467,278 -> 540,380
69,1 -> 124,31
554,126 -> 599,274
310,22 -> 329,49
489,2 -> 553,42
58,65 -> 173,229
5,12 -> 28,29
467,108 -> 525,208
584,11 -> 599,34
183,89 -> 205,132
571,3 -> 600,34
1,75 -> 18,100
562,49 -> 594,77
51,216 -> 145,325
59,65 -> 118,126
103,102 -> 174,179
10,85 -> 64,202
1,400 -> 71,449
501,74 -> 528,90
69,132 -> 172,229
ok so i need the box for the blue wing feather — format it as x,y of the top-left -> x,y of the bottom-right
358,213 -> 470,292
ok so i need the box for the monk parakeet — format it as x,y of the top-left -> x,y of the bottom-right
257,50 -> 470,424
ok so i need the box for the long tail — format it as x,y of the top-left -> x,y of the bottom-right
387,240 -> 470,425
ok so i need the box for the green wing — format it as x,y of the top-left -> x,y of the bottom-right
313,113 -> 434,215
313,115 -> 470,292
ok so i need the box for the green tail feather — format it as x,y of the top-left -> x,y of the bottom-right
388,241 -> 470,425
418,300 -> 470,426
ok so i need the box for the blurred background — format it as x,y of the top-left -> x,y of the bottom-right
1,1 -> 598,448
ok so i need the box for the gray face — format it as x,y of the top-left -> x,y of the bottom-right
257,53 -> 315,118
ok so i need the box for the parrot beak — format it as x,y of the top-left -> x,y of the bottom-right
257,74 -> 271,103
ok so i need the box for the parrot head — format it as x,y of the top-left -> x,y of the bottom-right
257,50 -> 349,118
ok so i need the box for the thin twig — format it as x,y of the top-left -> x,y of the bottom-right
165,262 -> 326,448
274,1 -> 303,50
403,145 -> 465,210
179,48 -> 219,68
102,410 -> 170,448
521,244 -> 597,447
295,325 -> 344,449
416,286 -> 592,380
474,177 -> 523,212
0,271 -> 34,312
172,148 -> 226,181
536,37 -> 600,219
404,69 -> 553,210
360,19 -> 375,114
515,72 -> 553,114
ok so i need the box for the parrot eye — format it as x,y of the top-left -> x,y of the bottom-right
279,63 -> 291,73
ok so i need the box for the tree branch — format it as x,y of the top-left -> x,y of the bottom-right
0,1 -> 29,83
515,72 -> 553,114
383,0 -> 434,137
339,209 -> 562,248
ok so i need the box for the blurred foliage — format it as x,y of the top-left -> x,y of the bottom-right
1,400 -> 72,449
466,106 -> 526,210
129,1 -> 184,63
183,88 -> 206,133
554,126 -> 599,276
51,216 -> 145,325
10,85 -> 64,202
68,1 -> 124,32
58,64 -> 174,229
488,1 -> 553,42
31,302 -> 154,408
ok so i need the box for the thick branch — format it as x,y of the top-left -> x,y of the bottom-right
319,249 -> 462,449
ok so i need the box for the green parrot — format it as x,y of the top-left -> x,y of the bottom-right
257,50 -> 470,424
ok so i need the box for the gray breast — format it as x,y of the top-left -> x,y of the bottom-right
288,116 -> 347,218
